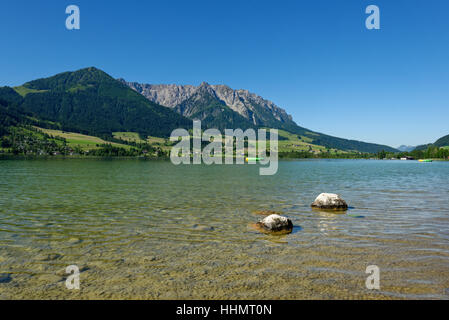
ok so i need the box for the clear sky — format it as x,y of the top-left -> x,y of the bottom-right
1,0 -> 448,147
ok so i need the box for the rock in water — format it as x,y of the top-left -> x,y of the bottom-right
256,214 -> 293,233
0,273 -> 12,284
311,193 -> 348,210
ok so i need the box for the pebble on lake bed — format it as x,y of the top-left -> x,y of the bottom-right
35,253 -> 62,261
255,214 -> 293,234
0,273 -> 12,284
311,193 -> 348,210
192,224 -> 215,231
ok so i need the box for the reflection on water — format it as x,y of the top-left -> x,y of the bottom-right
316,212 -> 340,235
0,159 -> 448,299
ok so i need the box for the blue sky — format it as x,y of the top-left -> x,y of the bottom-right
1,0 -> 448,147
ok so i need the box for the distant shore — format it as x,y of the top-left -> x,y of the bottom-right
1,153 -> 447,161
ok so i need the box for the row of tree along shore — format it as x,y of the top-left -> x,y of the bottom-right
2,148 -> 448,160
375,146 -> 449,161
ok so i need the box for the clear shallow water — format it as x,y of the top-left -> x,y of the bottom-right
0,159 -> 448,299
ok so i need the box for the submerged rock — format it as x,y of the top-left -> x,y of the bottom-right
256,214 -> 293,233
0,273 -> 12,284
35,253 -> 62,261
311,193 -> 348,210
192,224 -> 215,231
68,238 -> 82,245
142,256 -> 158,263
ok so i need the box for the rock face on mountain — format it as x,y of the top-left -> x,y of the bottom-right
123,82 -> 197,109
121,80 -> 294,128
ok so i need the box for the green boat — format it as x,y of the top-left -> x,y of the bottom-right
418,159 -> 433,162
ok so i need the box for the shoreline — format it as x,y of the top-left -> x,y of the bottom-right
1,154 -> 448,161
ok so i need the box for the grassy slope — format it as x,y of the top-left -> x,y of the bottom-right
36,127 -> 131,151
113,132 -> 144,143
13,86 -> 48,97
113,132 -> 172,152
113,128 -> 343,155
3,127 -> 353,157
12,125 -> 349,156
276,129 -> 344,154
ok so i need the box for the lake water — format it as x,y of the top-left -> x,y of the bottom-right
0,159 -> 448,299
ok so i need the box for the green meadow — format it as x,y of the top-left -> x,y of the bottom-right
13,86 -> 48,97
113,132 -> 173,152
36,127 -> 131,151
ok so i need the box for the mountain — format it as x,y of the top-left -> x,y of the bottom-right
0,87 -> 28,136
397,145 -> 416,152
173,83 -> 257,131
122,81 -> 297,130
434,134 -> 449,147
0,67 -> 399,153
122,79 -> 398,153
12,67 -> 191,138
415,134 -> 449,151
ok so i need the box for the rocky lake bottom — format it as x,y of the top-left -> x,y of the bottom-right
0,159 -> 448,299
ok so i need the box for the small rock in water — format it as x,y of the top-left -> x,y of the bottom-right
192,224 -> 215,231
347,214 -> 364,218
256,214 -> 293,233
142,256 -> 158,262
35,253 -> 62,261
0,273 -> 12,284
68,238 -> 82,245
311,193 -> 348,210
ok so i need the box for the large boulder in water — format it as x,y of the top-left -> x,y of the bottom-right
311,193 -> 348,210
256,214 -> 293,233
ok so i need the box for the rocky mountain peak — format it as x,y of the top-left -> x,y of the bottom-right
120,79 -> 295,127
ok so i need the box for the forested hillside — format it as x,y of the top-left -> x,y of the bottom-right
15,67 -> 192,138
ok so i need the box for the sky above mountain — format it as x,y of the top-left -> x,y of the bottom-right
1,0 -> 448,147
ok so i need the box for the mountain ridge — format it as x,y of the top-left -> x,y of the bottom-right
414,134 -> 449,151
121,78 -> 398,153
397,145 -> 416,152
120,80 -> 295,127
0,67 -> 400,154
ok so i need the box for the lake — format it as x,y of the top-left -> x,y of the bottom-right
0,159 -> 448,299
